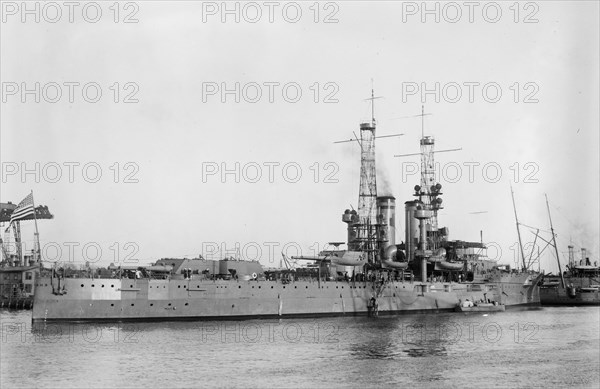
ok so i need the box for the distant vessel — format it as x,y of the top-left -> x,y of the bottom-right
32,97 -> 541,323
541,246 -> 600,306
1,193 -> 53,309
536,194 -> 600,306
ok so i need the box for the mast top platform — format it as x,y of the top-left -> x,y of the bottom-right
360,122 -> 376,130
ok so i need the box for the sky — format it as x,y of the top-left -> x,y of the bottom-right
1,1 -> 598,273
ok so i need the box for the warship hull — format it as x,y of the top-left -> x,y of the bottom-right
32,273 -> 540,323
540,273 -> 600,306
540,286 -> 600,306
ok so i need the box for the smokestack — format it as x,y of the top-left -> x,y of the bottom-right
405,201 -> 420,262
342,209 -> 359,250
377,196 -> 396,247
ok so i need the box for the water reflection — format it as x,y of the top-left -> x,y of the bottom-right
349,315 -> 456,360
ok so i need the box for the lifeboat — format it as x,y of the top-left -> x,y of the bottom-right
436,261 -> 465,271
292,251 -> 366,266
381,245 -> 409,269
331,251 -> 367,266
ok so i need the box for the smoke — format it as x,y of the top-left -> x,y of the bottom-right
377,169 -> 393,197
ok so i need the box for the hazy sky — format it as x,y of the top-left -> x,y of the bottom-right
1,1 -> 598,273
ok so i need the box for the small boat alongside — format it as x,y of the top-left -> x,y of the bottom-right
455,299 -> 505,313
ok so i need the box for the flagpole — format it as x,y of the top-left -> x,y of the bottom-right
30,190 -> 41,265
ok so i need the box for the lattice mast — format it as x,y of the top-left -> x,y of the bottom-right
352,89 -> 379,262
415,106 -> 443,246
338,89 -> 404,263
357,89 -> 378,225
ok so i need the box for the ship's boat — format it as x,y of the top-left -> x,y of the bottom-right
331,251 -> 368,267
291,250 -> 367,267
455,302 -> 505,313
381,260 -> 409,269
435,261 -> 465,271
381,245 -> 408,269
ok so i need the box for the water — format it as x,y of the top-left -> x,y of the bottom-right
1,307 -> 599,388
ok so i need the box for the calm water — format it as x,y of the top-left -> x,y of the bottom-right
1,307 -> 599,388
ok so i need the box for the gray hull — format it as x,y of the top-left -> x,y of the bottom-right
540,287 -> 600,306
540,276 -> 600,306
32,273 -> 541,323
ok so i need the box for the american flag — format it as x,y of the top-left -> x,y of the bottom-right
10,192 -> 35,223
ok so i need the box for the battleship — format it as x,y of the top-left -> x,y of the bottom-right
32,98 -> 541,323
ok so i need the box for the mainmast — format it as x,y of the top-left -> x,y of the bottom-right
395,106 -> 461,258
357,89 -> 378,225
510,185 -> 527,270
545,194 -> 565,288
417,105 -> 442,233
